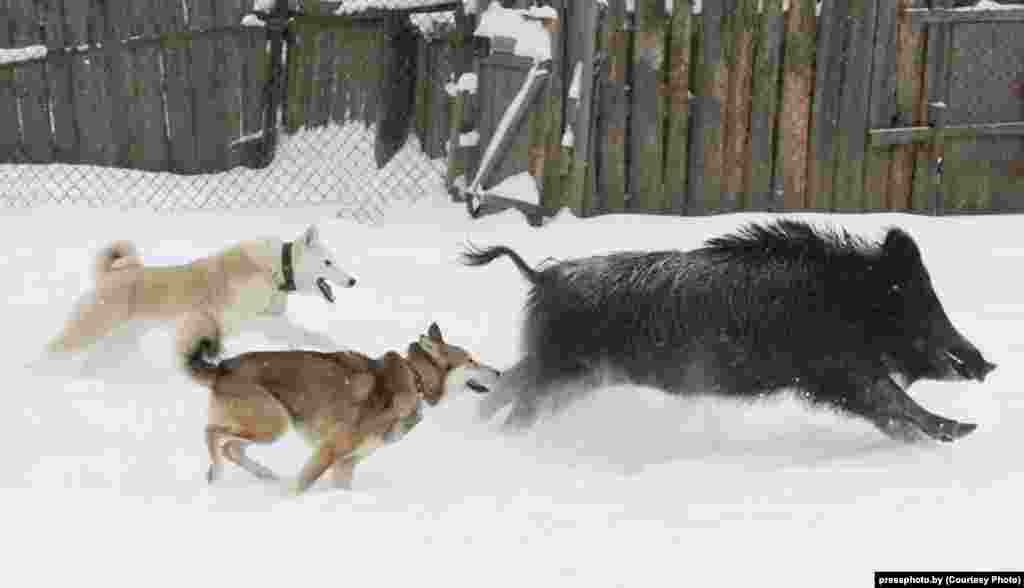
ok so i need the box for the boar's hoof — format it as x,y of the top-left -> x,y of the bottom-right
919,415 -> 978,443
878,415 -> 977,443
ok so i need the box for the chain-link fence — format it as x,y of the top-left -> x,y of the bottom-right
0,6 -> 455,223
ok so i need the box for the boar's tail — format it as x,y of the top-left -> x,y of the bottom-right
461,244 -> 541,284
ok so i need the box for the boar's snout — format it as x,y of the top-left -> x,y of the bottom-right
945,342 -> 996,382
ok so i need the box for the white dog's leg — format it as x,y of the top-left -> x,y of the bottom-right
245,316 -> 337,351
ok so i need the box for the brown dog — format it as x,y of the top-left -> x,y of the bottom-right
185,323 -> 499,494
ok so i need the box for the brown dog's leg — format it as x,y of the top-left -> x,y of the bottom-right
294,431 -> 357,495
205,425 -> 281,483
330,457 -> 359,490
222,440 -> 279,481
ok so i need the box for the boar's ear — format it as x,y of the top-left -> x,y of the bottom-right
881,227 -> 921,264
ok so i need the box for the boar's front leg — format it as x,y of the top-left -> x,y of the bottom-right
848,376 -> 978,442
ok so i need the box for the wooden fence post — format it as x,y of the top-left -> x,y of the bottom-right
567,0 -> 600,216
597,0 -> 628,213
777,0 -> 816,210
746,0 -> 784,210
540,0 -> 566,211
694,0 -> 726,212
807,0 -> 848,210
724,0 -> 756,210
888,0 -> 928,210
664,0 -> 693,215
912,0 -> 954,213
629,0 -> 670,213
865,0 -> 900,210
832,0 -> 879,210
10,0 -> 53,163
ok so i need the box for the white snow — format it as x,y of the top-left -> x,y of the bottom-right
252,0 -> 276,11
958,1 -> 1024,9
0,45 -> 47,65
0,121 -> 444,219
459,130 -> 480,146
484,170 -> 540,206
446,72 -> 479,96
474,1 -> 554,61
410,10 -> 455,38
241,13 -> 266,27
568,61 -> 583,101
335,0 -> 456,15
5,189 -> 1023,585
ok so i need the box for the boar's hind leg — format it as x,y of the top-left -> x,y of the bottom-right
850,377 -> 977,443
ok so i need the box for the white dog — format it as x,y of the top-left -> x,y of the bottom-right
44,225 -> 356,371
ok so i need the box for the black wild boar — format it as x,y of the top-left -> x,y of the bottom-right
462,220 -> 996,441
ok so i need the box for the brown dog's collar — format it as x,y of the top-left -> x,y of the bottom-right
407,359 -> 435,405
279,242 -> 297,293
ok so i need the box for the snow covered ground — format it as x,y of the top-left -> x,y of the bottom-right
3,189 -> 1023,586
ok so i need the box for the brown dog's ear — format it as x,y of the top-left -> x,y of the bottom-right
427,322 -> 443,342
418,335 -> 443,362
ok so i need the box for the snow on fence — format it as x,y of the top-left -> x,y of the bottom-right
452,0 -> 1024,219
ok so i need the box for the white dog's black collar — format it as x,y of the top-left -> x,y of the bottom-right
279,243 -> 297,292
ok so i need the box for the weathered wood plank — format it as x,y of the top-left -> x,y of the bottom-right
723,0 -> 755,210
106,3 -> 142,167
242,27 -> 269,138
428,38 -> 454,159
911,0 -> 953,211
597,0 -> 628,213
0,13 -> 20,163
664,0 -> 693,214
129,43 -> 171,170
87,0 -> 108,45
807,0 -> 848,210
746,0 -> 783,211
190,2 -> 229,171
907,7 -> 1024,26
332,20 -> 353,124
10,0 -> 54,163
540,0 -> 566,211
40,0 -> 79,162
376,17 -> 418,168
162,30 -> 199,172
832,0 -> 879,210
695,0 -> 725,212
864,0 -> 898,210
870,122 -> 1024,146
629,0 -> 669,212
776,0 -> 815,210
888,0 -> 927,210
568,0 -> 600,216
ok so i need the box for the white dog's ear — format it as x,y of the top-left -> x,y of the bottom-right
303,226 -> 319,247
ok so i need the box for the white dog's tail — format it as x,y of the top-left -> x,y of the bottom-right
93,241 -> 142,282
177,312 -> 223,386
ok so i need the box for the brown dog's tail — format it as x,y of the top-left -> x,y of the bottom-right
93,241 -> 142,282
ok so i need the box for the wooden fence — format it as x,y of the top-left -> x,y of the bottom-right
1,0 -> 460,175
459,0 -> 1024,218
0,0 -> 268,172
284,7 -> 458,166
